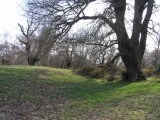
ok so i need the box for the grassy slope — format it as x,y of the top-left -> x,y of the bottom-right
0,65 -> 160,120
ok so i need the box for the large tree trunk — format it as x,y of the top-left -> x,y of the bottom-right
121,46 -> 146,81
112,0 -> 154,82
66,61 -> 71,68
28,57 -> 40,66
121,58 -> 146,82
122,63 -> 146,82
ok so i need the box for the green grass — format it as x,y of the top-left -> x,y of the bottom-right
0,65 -> 160,120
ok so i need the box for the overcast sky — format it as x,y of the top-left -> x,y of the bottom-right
0,0 -> 25,36
0,0 -> 159,50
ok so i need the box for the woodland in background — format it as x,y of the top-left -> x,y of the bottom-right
0,30 -> 160,80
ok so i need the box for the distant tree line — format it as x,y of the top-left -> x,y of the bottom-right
1,31 -> 160,72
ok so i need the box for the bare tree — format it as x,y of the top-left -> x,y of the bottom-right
0,41 -> 22,65
146,17 -> 160,69
0,41 -> 12,65
57,35 -> 77,68
26,0 -> 157,81
18,20 -> 40,65
18,20 -> 57,66
152,34 -> 160,68
64,38 -> 76,68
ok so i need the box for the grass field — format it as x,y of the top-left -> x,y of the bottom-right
0,65 -> 160,120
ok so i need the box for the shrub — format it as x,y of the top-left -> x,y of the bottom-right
75,66 -> 96,77
75,66 -> 106,78
142,65 -> 155,77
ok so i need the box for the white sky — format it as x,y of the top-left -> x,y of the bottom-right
0,0 -> 159,50
0,0 -> 26,37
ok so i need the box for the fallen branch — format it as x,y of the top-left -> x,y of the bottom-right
92,53 -> 120,78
